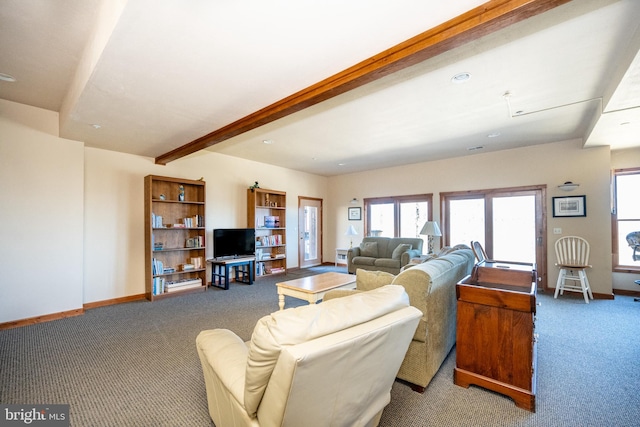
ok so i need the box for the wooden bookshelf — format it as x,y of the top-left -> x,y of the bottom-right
144,175 -> 206,301
247,188 -> 286,276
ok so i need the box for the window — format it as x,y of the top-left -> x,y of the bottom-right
612,168 -> 640,271
364,195 -> 432,246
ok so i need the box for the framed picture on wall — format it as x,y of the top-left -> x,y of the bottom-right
552,195 -> 586,217
348,207 -> 361,221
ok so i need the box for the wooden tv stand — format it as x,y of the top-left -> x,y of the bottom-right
454,261 -> 537,412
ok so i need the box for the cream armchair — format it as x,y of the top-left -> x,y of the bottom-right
196,285 -> 421,427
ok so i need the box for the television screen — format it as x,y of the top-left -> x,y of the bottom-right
213,228 -> 255,259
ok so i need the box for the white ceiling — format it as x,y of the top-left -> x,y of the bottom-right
1,0 -> 639,176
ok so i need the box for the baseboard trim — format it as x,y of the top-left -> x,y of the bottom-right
613,289 -> 640,298
83,293 -> 146,309
0,308 -> 85,331
0,294 -> 148,330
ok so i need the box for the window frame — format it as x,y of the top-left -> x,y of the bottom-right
612,167 -> 640,273
363,194 -> 433,238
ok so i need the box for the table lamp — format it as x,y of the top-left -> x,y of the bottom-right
420,221 -> 442,254
345,225 -> 358,248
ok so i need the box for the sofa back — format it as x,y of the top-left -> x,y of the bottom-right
360,237 -> 424,258
245,285 -> 421,425
392,249 -> 474,313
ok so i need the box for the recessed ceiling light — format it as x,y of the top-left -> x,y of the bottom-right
262,139 -> 274,144
451,72 -> 471,84
338,163 -> 345,166
0,73 -> 17,82
487,132 -> 501,138
91,124 -> 101,129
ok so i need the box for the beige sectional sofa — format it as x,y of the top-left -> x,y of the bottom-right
347,237 -> 424,274
327,245 -> 475,392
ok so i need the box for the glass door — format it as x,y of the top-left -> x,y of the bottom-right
298,197 -> 322,268
443,186 -> 546,290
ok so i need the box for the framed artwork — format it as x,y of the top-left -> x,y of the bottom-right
348,207 -> 361,221
552,195 -> 586,217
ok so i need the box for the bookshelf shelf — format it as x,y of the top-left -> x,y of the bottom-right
145,175 -> 207,301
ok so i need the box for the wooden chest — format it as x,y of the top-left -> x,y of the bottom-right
454,261 -> 537,412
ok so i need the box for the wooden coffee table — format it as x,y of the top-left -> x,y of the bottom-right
276,272 -> 356,310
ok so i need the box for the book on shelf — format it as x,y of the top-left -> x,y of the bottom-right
179,215 -> 203,228
151,213 -> 164,228
152,277 -> 165,295
152,258 -> 164,275
185,236 -> 204,248
165,278 -> 202,292
190,257 -> 203,269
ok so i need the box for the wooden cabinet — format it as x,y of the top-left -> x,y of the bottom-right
247,188 -> 286,276
454,261 -> 537,412
144,175 -> 206,301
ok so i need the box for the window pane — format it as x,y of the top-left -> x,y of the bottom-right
370,203 -> 394,237
400,201 -> 429,238
303,206 -> 317,261
449,198 -> 485,247
618,221 -> 640,267
617,174 -> 640,219
493,196 -> 535,263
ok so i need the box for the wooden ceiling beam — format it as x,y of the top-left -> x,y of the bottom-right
156,0 -> 571,165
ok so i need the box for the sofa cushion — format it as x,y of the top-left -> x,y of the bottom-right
244,285 -> 410,416
392,243 -> 412,260
356,269 -> 395,291
352,256 -> 376,266
360,241 -> 378,257
375,258 -> 401,269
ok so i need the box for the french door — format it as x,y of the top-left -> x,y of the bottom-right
298,197 -> 323,268
441,185 -> 547,290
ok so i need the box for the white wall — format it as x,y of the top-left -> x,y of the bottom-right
82,148 -> 328,304
0,101 -> 84,323
327,139 -> 615,296
2,97 -> 639,324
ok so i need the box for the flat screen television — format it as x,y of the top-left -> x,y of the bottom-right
213,228 -> 255,259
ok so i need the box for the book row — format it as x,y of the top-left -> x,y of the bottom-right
152,277 -> 202,295
151,213 -> 204,228
256,234 -> 283,247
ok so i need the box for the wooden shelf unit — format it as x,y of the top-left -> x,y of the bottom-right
144,175 -> 206,301
247,188 -> 286,276
454,260 -> 538,412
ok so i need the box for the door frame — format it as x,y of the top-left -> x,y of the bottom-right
440,185 -> 547,290
298,196 -> 323,268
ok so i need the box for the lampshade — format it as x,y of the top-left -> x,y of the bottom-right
345,225 -> 358,236
420,221 -> 442,236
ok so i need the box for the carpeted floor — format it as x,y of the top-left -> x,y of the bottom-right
1,265 -> 639,426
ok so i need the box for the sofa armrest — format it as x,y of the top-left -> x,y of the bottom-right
401,249 -> 422,266
196,329 -> 249,407
347,247 -> 360,262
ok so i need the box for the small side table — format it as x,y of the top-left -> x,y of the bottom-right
207,257 -> 256,290
335,248 -> 349,267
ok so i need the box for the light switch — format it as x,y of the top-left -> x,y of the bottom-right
553,228 -> 562,234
